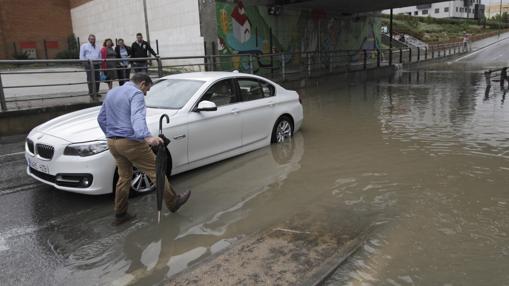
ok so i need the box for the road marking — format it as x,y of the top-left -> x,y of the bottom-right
0,151 -> 24,159
453,36 -> 509,62
0,182 -> 40,196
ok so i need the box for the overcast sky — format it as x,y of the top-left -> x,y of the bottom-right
485,0 -> 509,4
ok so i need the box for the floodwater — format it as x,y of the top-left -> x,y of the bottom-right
2,63 -> 509,285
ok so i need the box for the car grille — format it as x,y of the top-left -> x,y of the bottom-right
29,167 -> 56,183
26,139 -> 35,154
36,143 -> 54,160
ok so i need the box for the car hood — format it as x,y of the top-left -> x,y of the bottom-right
32,106 -> 178,142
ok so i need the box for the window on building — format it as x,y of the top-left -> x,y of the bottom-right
422,10 -> 428,15
414,11 -> 418,15
460,7 -> 463,12
435,8 -> 440,13
445,7 -> 449,12
456,7 -> 458,12
408,12 -> 412,15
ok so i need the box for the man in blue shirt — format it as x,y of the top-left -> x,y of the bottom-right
79,34 -> 101,97
98,73 -> 191,225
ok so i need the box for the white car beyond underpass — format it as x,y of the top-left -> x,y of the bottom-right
24,72 -> 304,195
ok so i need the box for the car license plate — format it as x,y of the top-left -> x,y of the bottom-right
27,157 -> 50,174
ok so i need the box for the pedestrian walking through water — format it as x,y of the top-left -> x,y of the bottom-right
97,73 -> 191,226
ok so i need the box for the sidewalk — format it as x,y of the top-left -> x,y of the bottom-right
470,31 -> 509,51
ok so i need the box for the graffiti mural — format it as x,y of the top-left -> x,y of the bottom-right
215,0 -> 381,73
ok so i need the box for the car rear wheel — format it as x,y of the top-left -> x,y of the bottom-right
271,115 -> 294,144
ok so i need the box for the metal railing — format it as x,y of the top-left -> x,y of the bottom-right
484,67 -> 508,87
0,43 -> 466,112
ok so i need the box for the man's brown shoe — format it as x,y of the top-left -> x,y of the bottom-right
112,212 -> 136,226
169,190 -> 191,213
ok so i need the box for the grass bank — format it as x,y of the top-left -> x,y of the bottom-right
381,14 -> 509,43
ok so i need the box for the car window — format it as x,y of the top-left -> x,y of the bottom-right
145,79 -> 205,109
238,79 -> 274,101
201,79 -> 236,107
260,80 -> 275,98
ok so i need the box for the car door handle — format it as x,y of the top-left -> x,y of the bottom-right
268,101 -> 275,107
173,134 -> 186,140
231,108 -> 240,115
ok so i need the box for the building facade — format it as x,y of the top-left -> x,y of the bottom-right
1,0 -> 382,65
0,0 -> 73,59
383,0 -> 484,19
70,0 -> 204,59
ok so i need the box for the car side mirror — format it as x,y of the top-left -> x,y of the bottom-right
195,100 -> 217,112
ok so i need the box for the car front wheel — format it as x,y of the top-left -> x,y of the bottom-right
271,115 -> 294,144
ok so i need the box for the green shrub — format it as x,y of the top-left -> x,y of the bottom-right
55,34 -> 80,59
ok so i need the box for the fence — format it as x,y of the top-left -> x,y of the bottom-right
0,43 -> 466,112
484,67 -> 508,87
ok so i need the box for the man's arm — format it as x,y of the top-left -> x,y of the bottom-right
97,103 -> 107,135
79,44 -> 86,60
146,42 -> 158,57
130,92 -> 152,140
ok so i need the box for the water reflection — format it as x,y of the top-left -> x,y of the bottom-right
379,69 -> 509,158
319,68 -> 509,285
28,134 -> 304,285
5,65 -> 509,285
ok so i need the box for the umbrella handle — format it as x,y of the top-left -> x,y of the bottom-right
159,114 -> 170,135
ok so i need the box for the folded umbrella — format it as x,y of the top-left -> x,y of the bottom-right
156,114 -> 170,223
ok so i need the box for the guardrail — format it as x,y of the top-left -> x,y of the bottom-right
0,43 -> 466,112
484,67 -> 508,87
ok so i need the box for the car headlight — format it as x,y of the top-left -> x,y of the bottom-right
64,141 -> 109,157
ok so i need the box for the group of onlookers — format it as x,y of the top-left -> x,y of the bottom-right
79,33 -> 158,96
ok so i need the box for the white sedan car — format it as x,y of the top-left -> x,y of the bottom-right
25,72 -> 303,195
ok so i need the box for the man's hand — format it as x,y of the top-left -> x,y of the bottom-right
145,136 -> 164,146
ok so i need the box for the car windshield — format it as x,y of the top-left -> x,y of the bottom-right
145,79 -> 205,109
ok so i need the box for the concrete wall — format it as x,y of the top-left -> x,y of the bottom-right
70,0 -> 204,60
212,0 -> 381,73
0,0 -> 73,59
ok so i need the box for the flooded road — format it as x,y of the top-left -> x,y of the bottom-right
2,59 -> 509,285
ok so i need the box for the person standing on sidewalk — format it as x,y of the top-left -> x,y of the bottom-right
97,73 -> 191,225
115,39 -> 131,86
100,38 -> 117,90
131,33 -> 158,73
463,32 -> 470,52
79,34 -> 101,97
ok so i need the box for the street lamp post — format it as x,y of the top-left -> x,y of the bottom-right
143,0 -> 151,44
389,8 -> 393,66
500,0 -> 503,37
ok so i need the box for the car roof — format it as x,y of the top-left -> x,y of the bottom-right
162,72 -> 260,82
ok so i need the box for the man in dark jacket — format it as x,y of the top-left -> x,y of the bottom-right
131,33 -> 158,73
